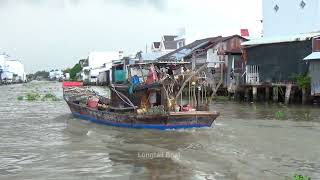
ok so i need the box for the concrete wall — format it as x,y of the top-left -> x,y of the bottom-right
263,0 -> 320,37
88,52 -> 120,69
49,70 -> 63,80
3,60 -> 26,81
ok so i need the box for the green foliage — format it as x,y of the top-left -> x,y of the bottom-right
275,110 -> 285,120
26,92 -> 41,101
291,74 -> 311,89
304,112 -> 311,120
26,74 -> 34,81
293,174 -> 311,180
18,92 -> 60,101
33,71 -> 50,80
41,93 -> 60,101
69,63 -> 82,81
63,68 -> 71,74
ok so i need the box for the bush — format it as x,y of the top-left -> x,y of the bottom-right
41,93 -> 60,101
275,110 -> 285,120
26,92 -> 41,101
293,174 -> 311,180
18,92 -> 60,101
291,74 -> 311,89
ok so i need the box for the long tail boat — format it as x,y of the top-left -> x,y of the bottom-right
63,61 -> 219,130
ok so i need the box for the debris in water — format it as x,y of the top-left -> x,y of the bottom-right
17,91 -> 61,101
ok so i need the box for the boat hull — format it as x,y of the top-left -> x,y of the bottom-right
67,102 -> 219,130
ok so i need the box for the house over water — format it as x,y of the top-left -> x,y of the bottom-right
157,35 -> 247,91
303,37 -> 320,97
241,0 -> 320,103
242,32 -> 320,84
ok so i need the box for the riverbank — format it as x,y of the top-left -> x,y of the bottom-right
1,82 -> 319,179
0,81 -> 28,86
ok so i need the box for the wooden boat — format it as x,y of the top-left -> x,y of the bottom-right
63,61 -> 219,130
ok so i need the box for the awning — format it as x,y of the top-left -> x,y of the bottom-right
303,52 -> 320,60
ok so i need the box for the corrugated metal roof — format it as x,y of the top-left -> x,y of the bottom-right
157,36 -> 222,61
141,51 -> 168,61
304,52 -> 320,60
242,32 -> 320,46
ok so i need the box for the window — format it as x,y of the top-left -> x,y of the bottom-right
300,0 -> 306,9
178,41 -> 184,48
274,4 -> 279,12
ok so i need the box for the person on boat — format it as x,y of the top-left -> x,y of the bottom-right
146,64 -> 158,84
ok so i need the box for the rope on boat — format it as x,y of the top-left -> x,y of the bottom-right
110,85 -> 136,109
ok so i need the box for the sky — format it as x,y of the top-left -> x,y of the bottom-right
0,0 -> 262,73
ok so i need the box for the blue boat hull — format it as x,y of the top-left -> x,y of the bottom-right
72,112 -> 211,130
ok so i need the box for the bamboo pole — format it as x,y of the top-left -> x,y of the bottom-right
175,63 -> 207,99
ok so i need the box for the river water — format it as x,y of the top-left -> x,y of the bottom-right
0,81 -> 320,180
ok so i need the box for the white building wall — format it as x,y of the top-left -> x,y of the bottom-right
88,52 -> 120,69
49,70 -> 63,80
263,0 -> 320,37
0,55 -> 5,70
3,60 -> 26,81
86,51 -> 121,83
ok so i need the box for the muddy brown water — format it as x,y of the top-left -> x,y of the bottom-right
0,81 -> 320,180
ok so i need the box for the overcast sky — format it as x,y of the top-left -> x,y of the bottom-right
0,0 -> 262,73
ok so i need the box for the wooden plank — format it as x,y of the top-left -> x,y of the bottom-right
169,111 -> 218,116
273,86 -> 279,102
252,86 -> 258,101
285,84 -> 292,104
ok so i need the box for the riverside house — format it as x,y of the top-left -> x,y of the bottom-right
240,0 -> 320,103
0,53 -> 26,83
303,37 -> 320,97
157,35 -> 248,92
80,51 -> 123,84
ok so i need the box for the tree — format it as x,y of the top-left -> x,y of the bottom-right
34,71 -> 50,80
69,63 -> 82,80
63,68 -> 71,74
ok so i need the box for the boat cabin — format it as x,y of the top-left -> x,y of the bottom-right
109,61 -> 210,114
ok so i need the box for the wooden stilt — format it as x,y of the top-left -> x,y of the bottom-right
273,86 -> 279,102
285,84 -> 292,105
197,87 -> 201,110
193,85 -> 196,107
291,88 -> 296,103
265,87 -> 270,101
234,91 -> 240,101
252,86 -> 258,102
188,82 -> 191,105
244,87 -> 250,102
201,85 -> 204,104
302,87 -> 307,105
